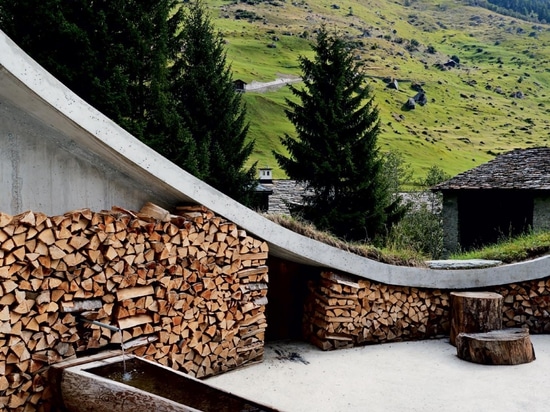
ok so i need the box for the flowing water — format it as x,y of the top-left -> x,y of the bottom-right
119,333 -> 131,381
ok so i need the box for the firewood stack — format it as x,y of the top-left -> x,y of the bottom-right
0,203 -> 268,411
303,271 -> 451,350
495,280 -> 550,332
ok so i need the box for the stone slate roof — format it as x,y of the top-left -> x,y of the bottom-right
432,147 -> 550,191
264,181 -> 434,214
262,180 -> 308,214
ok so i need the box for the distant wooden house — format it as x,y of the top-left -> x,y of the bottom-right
234,79 -> 247,93
432,147 -> 550,254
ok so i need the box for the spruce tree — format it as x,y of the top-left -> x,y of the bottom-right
274,27 -> 404,242
0,0 -> 136,132
0,0 -> 198,175
138,1 -> 199,175
172,0 -> 256,205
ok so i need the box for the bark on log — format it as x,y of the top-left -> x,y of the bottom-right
450,291 -> 503,346
456,328 -> 535,365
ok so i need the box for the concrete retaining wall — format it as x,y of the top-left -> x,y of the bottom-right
0,100 -> 169,215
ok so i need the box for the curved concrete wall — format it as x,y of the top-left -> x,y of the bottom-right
1,30 -> 549,290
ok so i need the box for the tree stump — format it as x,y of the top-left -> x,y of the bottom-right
456,328 -> 536,365
450,291 -> 503,346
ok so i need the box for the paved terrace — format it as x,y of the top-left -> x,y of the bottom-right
207,336 -> 550,412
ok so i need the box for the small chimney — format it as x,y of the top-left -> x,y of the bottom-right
259,167 -> 273,184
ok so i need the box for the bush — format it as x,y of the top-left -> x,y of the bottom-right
385,165 -> 449,259
386,201 -> 443,259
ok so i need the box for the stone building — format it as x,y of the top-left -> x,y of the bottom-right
432,147 -> 550,254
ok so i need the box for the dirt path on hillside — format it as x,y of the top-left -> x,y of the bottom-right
245,76 -> 302,92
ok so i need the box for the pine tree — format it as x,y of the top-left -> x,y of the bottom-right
274,27 -> 405,242
0,0 -> 198,175
0,0 -> 134,130
172,0 -> 256,205
138,1 -> 199,175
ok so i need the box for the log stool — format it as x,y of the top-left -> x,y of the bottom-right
450,291 -> 503,346
456,328 -> 536,365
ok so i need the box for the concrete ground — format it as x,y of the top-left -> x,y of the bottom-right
206,335 -> 550,412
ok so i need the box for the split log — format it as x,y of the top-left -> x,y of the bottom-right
450,291 -> 503,346
456,328 -> 535,365
0,202 -> 270,409
139,202 -> 171,222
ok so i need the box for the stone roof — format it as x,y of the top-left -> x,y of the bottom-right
432,147 -> 550,191
264,181 -> 434,214
262,180 -> 308,214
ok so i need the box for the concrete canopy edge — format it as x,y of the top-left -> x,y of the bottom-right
1,29 -> 548,290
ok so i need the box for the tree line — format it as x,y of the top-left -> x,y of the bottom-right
472,0 -> 550,23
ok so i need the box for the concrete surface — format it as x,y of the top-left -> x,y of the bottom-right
426,259 -> 502,269
2,28 -> 550,289
207,336 -> 550,412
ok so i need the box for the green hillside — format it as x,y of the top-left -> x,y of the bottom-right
206,0 -> 550,180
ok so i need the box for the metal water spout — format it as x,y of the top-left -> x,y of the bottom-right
80,317 -> 121,333
79,316 -> 129,376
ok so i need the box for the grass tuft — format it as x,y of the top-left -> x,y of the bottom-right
450,231 -> 550,263
264,213 -> 427,267
266,214 -> 550,266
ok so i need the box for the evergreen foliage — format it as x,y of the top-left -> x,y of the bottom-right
0,0 -> 256,204
473,0 -> 550,23
141,1 -> 199,176
0,1 -> 194,158
172,1 -> 256,204
274,27 -> 405,242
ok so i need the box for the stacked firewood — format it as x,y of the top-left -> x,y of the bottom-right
303,271 -> 451,350
304,272 -> 550,351
496,279 -> 550,332
0,203 -> 268,411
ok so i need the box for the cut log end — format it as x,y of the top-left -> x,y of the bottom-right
456,328 -> 536,365
450,291 -> 503,346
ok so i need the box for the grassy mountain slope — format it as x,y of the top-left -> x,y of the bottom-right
207,0 -> 550,180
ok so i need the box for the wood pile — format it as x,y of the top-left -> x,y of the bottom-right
495,280 -> 550,333
303,271 -> 451,350
0,203 -> 268,411
303,273 -> 550,352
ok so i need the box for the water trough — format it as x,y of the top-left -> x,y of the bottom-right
49,352 -> 278,412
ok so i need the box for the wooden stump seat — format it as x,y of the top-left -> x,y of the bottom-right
450,291 -> 503,346
456,328 -> 536,365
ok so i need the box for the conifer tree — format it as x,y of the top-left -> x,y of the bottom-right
274,27 -> 405,241
0,0 -> 136,132
171,0 -> 256,205
0,0 -> 198,175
